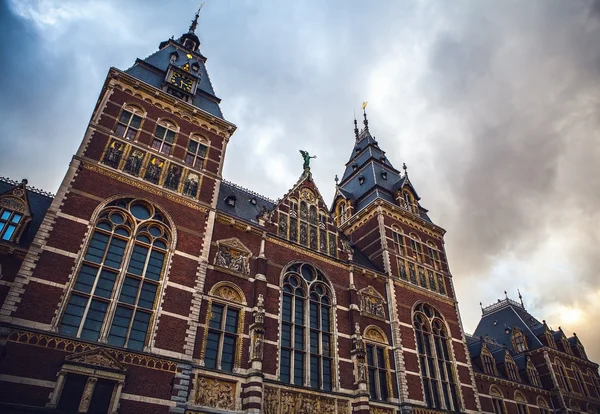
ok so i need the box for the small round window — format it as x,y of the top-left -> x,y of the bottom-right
130,203 -> 151,220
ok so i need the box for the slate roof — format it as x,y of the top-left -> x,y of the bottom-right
0,178 -> 53,249
125,38 -> 224,119
473,298 -> 546,353
216,180 -> 381,272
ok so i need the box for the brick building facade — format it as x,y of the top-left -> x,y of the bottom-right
0,13 -> 598,414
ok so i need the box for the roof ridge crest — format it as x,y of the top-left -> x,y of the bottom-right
0,176 -> 55,198
222,179 -> 276,204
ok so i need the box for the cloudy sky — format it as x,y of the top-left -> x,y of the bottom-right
2,0 -> 600,361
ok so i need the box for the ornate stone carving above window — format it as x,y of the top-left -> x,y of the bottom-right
214,238 -> 251,275
359,286 -> 386,318
211,284 -> 244,304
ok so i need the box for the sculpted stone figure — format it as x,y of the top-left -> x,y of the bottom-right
299,150 -> 317,170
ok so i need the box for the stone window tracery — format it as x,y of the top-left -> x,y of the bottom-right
280,262 -> 334,391
114,104 -> 144,141
279,190 -> 337,258
203,283 -> 245,373
588,369 -> 600,398
59,198 -> 172,352
359,286 -> 386,319
152,119 -> 178,155
413,303 -> 460,412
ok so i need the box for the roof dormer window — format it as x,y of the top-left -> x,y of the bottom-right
0,208 -> 23,242
170,52 -> 179,64
381,171 -> 387,180
358,175 -> 365,185
192,62 -> 200,73
250,197 -> 257,205
352,164 -> 358,171
226,196 -> 236,207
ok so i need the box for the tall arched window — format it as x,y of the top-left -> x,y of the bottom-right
489,385 -> 506,414
588,369 -> 600,398
481,345 -> 497,376
536,396 -> 550,414
555,358 -> 572,392
505,352 -> 520,382
526,359 -> 541,387
512,329 -> 528,353
202,283 -> 245,373
514,391 -> 529,414
572,364 -> 588,396
363,326 -> 392,401
59,198 -> 172,351
280,262 -> 334,391
413,303 -> 460,411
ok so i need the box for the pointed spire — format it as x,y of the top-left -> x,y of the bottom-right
189,3 -> 204,33
504,290 -> 508,299
402,162 -> 408,177
517,288 -> 524,307
334,175 -> 339,187
480,302 -> 484,315
362,101 -> 369,132
353,115 -> 359,142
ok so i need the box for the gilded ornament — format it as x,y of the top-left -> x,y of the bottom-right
193,376 -> 236,410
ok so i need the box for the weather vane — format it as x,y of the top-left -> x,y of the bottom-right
299,150 -> 317,170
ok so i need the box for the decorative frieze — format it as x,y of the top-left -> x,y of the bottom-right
214,237 -> 251,275
263,385 -> 350,414
359,286 -> 386,318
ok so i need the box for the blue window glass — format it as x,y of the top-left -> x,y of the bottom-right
80,300 -> 108,341
59,294 -> 88,336
205,303 -> 240,372
127,245 -> 148,276
2,225 -> 16,241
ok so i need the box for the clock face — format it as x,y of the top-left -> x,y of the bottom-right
170,72 -> 194,92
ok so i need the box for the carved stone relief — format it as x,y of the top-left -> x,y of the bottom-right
359,286 -> 386,318
193,376 -> 236,411
214,238 -> 251,275
212,285 -> 243,303
263,386 -> 349,414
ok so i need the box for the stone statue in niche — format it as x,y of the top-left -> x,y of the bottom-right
252,332 -> 264,360
353,322 -> 364,352
183,174 -> 199,197
254,294 -> 265,325
164,165 -> 181,191
124,150 -> 144,176
103,140 -> 124,168
215,245 -> 249,274
357,359 -> 367,382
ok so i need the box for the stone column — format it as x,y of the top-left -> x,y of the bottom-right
78,377 -> 97,413
47,372 -> 67,408
109,381 -> 124,414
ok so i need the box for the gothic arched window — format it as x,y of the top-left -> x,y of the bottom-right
202,282 -> 245,372
505,353 -> 520,382
514,391 -> 529,414
555,358 -> 572,392
280,262 -> 334,391
572,364 -> 588,396
115,104 -> 145,140
481,345 -> 497,376
490,385 -> 506,414
152,119 -> 178,155
526,359 -> 541,387
364,326 -> 392,401
59,198 -> 172,351
536,396 -> 550,414
413,303 -> 460,411
512,329 -> 528,353
588,369 -> 600,398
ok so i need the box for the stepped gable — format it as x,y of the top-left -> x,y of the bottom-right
0,177 -> 53,249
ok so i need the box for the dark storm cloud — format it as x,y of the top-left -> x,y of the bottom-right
3,0 -> 600,360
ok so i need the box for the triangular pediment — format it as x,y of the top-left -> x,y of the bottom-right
216,237 -> 252,255
65,348 -> 126,372
0,180 -> 32,217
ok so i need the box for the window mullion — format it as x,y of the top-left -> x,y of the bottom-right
303,295 -> 309,387
100,234 -> 136,343
217,304 -> 227,370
